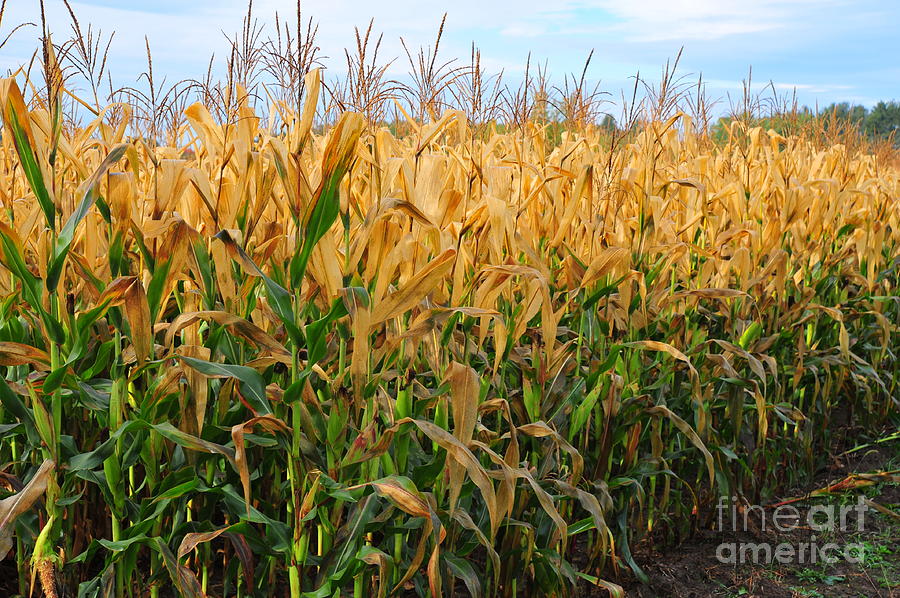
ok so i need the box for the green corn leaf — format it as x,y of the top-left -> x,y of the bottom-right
47,144 -> 127,293
70,420 -> 142,471
0,377 -> 35,428
292,112 -> 364,285
3,86 -> 55,228
213,229 -> 302,346
445,552 -> 482,598
0,227 -> 62,343
570,382 -> 604,441
150,421 -> 236,460
179,355 -> 272,416
42,366 -> 67,396
306,297 -> 348,365
146,256 -> 172,322
325,494 -> 379,583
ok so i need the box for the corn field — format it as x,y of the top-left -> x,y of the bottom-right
0,26 -> 899,598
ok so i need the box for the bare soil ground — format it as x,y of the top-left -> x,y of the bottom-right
592,436 -> 900,598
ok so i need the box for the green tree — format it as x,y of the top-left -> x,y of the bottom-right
820,102 -> 868,123
865,101 -> 900,142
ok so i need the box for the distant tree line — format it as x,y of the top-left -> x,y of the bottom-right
710,101 -> 900,147
820,101 -> 900,142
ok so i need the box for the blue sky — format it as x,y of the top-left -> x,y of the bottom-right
2,0 -> 898,114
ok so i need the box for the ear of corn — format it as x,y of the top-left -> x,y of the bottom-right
0,41 -> 898,598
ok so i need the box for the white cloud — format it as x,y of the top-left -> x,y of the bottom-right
4,1 -> 239,79
500,23 -> 547,38
585,0 -> 835,42
772,82 -> 853,93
